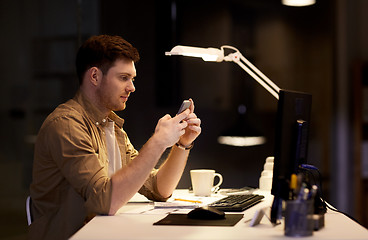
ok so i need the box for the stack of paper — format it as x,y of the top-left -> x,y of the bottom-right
154,199 -> 201,209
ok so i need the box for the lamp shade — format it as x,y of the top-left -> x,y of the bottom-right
165,45 -> 224,62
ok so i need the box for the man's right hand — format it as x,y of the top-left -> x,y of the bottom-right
152,109 -> 190,149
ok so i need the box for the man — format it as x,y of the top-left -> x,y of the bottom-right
28,35 -> 201,240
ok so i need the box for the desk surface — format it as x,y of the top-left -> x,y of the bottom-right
70,190 -> 368,240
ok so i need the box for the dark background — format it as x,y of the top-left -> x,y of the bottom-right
1,0 -> 367,239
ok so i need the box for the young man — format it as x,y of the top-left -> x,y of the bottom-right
28,35 -> 201,240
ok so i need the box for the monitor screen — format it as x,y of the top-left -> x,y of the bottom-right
270,89 -> 312,222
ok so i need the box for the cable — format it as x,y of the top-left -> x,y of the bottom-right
299,164 -> 363,226
299,164 -> 324,200
323,198 -> 361,224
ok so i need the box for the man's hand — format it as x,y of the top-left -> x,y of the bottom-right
152,98 -> 201,150
178,98 -> 201,147
152,109 -> 190,149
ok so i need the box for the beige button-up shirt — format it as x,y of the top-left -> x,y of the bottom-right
28,91 -> 167,240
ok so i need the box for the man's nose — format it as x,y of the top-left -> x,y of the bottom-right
128,80 -> 135,92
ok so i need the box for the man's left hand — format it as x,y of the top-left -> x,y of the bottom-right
178,98 -> 201,147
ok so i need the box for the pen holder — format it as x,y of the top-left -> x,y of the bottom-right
284,200 -> 314,237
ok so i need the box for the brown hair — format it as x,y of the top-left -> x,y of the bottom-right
75,35 -> 140,85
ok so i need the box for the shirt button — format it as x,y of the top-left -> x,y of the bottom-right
102,119 -> 106,123
96,122 -> 99,126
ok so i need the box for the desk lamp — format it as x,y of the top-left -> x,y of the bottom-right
165,45 -> 280,147
166,45 -> 280,99
166,45 -> 313,224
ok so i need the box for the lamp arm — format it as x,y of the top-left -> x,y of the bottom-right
239,54 -> 281,94
221,46 -> 280,100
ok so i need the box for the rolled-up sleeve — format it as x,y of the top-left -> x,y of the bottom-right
138,168 -> 170,202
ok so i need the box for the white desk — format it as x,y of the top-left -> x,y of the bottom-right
70,190 -> 368,240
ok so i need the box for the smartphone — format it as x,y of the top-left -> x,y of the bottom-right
177,100 -> 191,115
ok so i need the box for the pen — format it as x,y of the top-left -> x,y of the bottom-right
295,173 -> 303,194
289,174 -> 297,200
174,198 -> 202,204
303,188 -> 310,201
297,183 -> 306,201
309,185 -> 318,200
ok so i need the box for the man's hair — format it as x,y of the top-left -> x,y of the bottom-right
75,35 -> 140,85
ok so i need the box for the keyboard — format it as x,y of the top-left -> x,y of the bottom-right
209,194 -> 264,212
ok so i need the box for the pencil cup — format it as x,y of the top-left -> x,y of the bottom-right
190,169 -> 223,196
284,200 -> 314,237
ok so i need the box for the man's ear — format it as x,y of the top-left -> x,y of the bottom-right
87,67 -> 101,86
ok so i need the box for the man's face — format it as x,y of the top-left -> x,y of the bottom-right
96,58 -> 136,113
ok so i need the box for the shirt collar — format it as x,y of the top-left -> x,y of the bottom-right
73,91 -> 125,128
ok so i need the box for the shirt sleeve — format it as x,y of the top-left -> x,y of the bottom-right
45,115 -> 112,214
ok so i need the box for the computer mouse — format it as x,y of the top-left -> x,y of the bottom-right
187,206 -> 225,220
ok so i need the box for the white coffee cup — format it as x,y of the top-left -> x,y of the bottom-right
190,169 -> 223,196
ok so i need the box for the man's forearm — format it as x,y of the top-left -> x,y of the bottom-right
109,135 -> 166,215
156,144 -> 190,198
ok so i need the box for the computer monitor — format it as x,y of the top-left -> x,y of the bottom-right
270,89 -> 312,223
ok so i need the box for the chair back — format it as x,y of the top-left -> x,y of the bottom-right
26,196 -> 33,225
